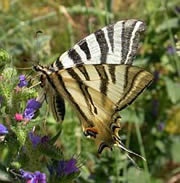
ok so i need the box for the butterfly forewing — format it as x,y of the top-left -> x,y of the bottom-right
52,19 -> 146,71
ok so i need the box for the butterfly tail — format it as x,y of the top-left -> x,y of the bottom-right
113,135 -> 146,162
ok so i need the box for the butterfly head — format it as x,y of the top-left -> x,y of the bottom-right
33,65 -> 54,87
34,65 -> 53,75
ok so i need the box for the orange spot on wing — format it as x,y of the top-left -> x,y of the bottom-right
86,127 -> 98,134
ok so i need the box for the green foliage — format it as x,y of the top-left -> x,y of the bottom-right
0,0 -> 180,182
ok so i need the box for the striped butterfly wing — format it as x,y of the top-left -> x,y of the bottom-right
35,19 -> 153,155
52,19 -> 146,70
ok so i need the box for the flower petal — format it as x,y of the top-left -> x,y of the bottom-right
0,124 -> 8,134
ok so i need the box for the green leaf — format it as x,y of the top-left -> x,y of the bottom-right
164,77 -> 180,104
127,167 -> 151,183
155,140 -> 166,153
0,49 -> 11,70
171,136 -> 180,163
156,18 -> 179,33
38,143 -> 63,160
11,126 -> 27,147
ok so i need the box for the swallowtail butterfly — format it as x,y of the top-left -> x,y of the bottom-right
34,19 -> 153,161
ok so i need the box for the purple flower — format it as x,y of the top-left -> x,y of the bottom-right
28,132 -> 41,148
24,108 -> 35,120
56,158 -> 79,176
167,45 -> 176,55
29,133 -> 49,148
26,99 -> 41,110
0,124 -> 8,134
23,99 -> 41,120
18,75 -> 28,87
157,122 -> 165,131
57,160 -> 66,176
20,169 -> 46,183
63,158 -> 79,175
48,158 -> 79,178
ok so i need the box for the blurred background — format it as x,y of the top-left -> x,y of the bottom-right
0,0 -> 180,183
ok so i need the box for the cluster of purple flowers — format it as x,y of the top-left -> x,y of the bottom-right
20,169 -> 46,183
20,158 -> 79,183
1,74 -> 80,183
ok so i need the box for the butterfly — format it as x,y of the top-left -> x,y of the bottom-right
34,19 -> 153,163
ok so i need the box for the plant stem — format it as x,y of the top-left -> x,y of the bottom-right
135,122 -> 151,183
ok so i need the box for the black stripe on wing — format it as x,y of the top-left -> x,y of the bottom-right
56,72 -> 89,122
53,93 -> 65,122
68,48 -> 83,64
67,68 -> 97,114
78,39 -> 91,60
94,29 -> 109,64
121,20 -> 137,64
117,69 -> 152,111
94,65 -> 109,97
107,24 -> 114,52
108,65 -> 116,84
78,66 -> 90,81
55,57 -> 64,70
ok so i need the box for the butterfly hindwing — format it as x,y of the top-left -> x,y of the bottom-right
44,64 -> 153,151
39,74 -> 65,122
